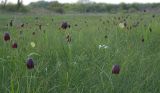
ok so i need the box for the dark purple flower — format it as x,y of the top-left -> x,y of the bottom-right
112,64 -> 120,74
26,58 -> 34,69
12,42 -> 18,48
61,22 -> 69,30
4,32 -> 10,41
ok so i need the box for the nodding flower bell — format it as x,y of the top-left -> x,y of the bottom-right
61,22 -> 70,30
112,64 -> 120,74
26,58 -> 34,69
4,32 -> 10,41
12,42 -> 18,48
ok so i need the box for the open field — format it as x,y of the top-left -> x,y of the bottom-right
0,13 -> 160,93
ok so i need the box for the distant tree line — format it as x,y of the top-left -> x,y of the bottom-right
1,0 -> 160,13
28,1 -> 160,13
0,0 -> 28,12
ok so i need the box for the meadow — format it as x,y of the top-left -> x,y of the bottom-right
0,13 -> 160,93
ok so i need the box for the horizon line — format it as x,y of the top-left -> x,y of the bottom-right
5,1 -> 160,5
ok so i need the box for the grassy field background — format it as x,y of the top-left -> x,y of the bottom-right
0,13 -> 160,93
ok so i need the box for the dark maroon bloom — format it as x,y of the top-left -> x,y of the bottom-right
61,22 -> 69,30
112,64 -> 120,74
4,32 -> 10,41
12,42 -> 18,48
26,58 -> 34,69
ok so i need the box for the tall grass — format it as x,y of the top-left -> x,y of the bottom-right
0,13 -> 160,93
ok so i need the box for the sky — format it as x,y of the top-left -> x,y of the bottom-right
5,0 -> 160,5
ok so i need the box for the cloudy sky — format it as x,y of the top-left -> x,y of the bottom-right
5,0 -> 160,5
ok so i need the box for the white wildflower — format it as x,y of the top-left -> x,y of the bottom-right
98,44 -> 109,49
119,23 -> 125,28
